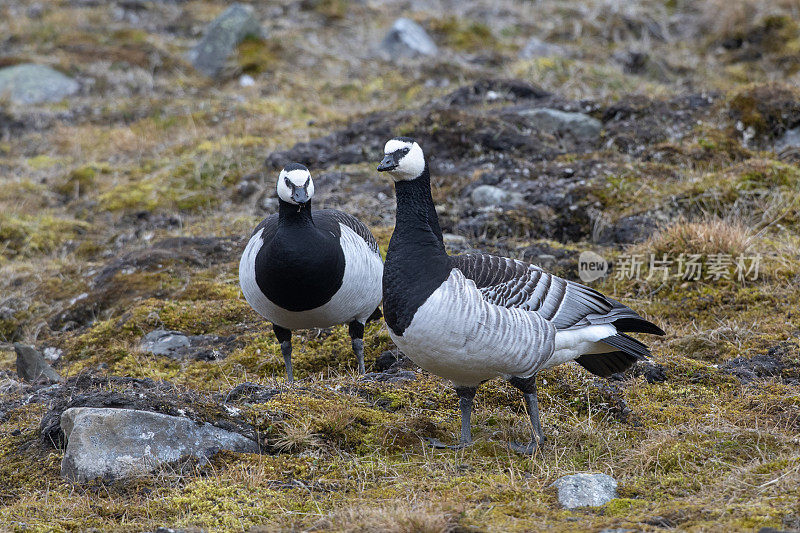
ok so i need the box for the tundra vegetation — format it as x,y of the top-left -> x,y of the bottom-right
0,0 -> 799,531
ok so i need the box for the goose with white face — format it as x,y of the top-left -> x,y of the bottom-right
277,164 -> 315,205
377,137 -> 425,181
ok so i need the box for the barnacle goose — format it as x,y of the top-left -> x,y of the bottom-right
239,163 -> 384,381
378,138 -> 664,453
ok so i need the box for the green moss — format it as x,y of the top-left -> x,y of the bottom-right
236,36 -> 282,75
429,16 -> 500,52
55,164 -> 110,197
0,213 -> 91,260
98,179 -> 161,212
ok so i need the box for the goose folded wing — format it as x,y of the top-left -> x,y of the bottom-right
450,253 -> 663,334
319,210 -> 381,256
252,214 -> 278,240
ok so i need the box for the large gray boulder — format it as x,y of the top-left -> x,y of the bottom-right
14,343 -> 61,383
517,108 -> 602,140
187,3 -> 263,77
60,407 -> 259,482
0,64 -> 79,104
139,329 -> 230,360
140,329 -> 191,358
381,18 -> 438,59
553,473 -> 618,509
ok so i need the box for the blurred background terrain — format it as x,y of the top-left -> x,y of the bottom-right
1,0 -> 799,530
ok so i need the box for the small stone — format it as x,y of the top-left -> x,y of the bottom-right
442,233 -> 467,246
381,18 -> 438,59
775,127 -> 800,151
517,108 -> 602,140
373,350 -> 399,372
14,343 -> 61,383
519,37 -> 567,59
235,179 -> 258,198
60,407 -> 259,482
470,184 -> 524,208
187,4 -> 263,78
0,64 -> 79,105
140,330 -> 190,358
43,347 -> 63,362
239,74 -> 255,87
553,473 -> 618,509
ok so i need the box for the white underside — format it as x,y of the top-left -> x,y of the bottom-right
542,324 -> 618,370
390,269 -> 618,387
239,224 -> 383,330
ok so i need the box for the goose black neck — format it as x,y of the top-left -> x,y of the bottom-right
278,198 -> 313,225
383,164 -> 451,336
391,164 -> 444,250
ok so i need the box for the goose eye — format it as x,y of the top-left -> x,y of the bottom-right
284,177 -> 292,187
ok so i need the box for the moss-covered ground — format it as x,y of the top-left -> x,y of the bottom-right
1,0 -> 800,531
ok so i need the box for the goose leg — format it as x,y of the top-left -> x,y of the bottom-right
507,375 -> 545,455
348,321 -> 366,374
273,325 -> 293,382
427,385 -> 477,450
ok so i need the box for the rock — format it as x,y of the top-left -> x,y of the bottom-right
471,184 -> 525,208
380,18 -> 438,59
721,353 -> 785,384
139,330 -> 234,361
519,38 -> 567,59
517,108 -> 602,140
598,214 -> 658,244
187,4 -> 263,78
60,407 -> 259,482
553,473 -> 618,509
14,343 -> 61,383
43,347 -> 63,362
223,382 -> 280,403
235,178 -> 258,198
373,350 -> 399,373
0,64 -> 79,105
775,127 -> 800,150
140,330 -> 190,358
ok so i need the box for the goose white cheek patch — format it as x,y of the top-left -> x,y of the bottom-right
277,170 -> 314,204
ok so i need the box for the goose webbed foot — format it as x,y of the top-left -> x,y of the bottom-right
506,439 -> 539,455
425,437 -> 472,450
427,385 -> 477,451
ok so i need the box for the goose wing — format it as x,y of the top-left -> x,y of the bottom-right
318,209 -> 381,256
450,253 -> 663,334
251,214 -> 279,240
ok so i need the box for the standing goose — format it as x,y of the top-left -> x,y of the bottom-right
378,138 -> 664,453
239,163 -> 383,381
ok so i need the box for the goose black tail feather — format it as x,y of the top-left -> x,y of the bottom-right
612,317 -> 665,336
576,351 -> 638,378
600,333 -> 651,359
575,333 -> 651,378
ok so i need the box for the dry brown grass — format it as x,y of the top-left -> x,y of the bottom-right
309,501 -> 456,533
638,217 -> 754,258
697,0 -> 800,39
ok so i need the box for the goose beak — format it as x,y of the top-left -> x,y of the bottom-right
291,187 -> 309,204
377,154 -> 397,172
